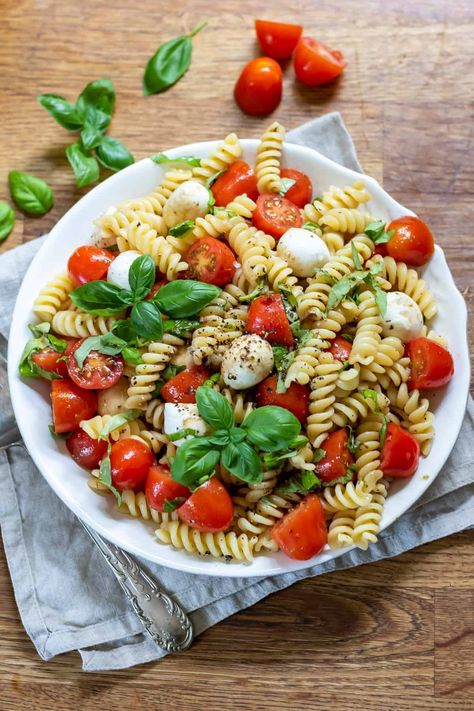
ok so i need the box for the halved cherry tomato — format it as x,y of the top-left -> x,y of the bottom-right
385,216 -> 435,267
328,336 -> 352,363
293,37 -> 346,86
211,161 -> 259,206
161,366 -> 211,404
51,379 -> 97,433
271,494 -> 327,560
31,338 -> 77,378
246,294 -> 294,348
145,465 -> 191,512
146,277 -> 169,300
255,375 -> 309,424
177,478 -> 234,533
234,57 -> 282,116
255,19 -> 303,59
253,194 -> 303,239
280,169 -> 312,208
183,236 -> 237,287
66,428 -> 108,470
110,438 -> 155,491
380,423 -> 420,478
66,339 -> 124,390
316,429 -> 353,483
407,337 -> 454,390
67,245 -> 114,286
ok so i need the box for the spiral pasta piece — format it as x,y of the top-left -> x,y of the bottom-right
377,356 -> 411,390
235,492 -> 294,538
285,330 -> 329,387
385,383 -> 434,455
306,352 -> 341,447
319,181 -> 371,212
319,207 -> 374,234
359,336 -> 404,383
51,310 -> 119,338
33,273 -> 74,322
352,479 -> 389,549
168,210 -> 231,254
334,365 -> 360,397
266,252 -> 301,296
80,415 -> 143,441
225,194 -> 257,219
120,490 -> 178,524
366,255 -> 437,319
191,290 -> 247,366
144,399 -> 165,430
420,326 -> 448,349
254,121 -> 285,194
289,442 -> 316,471
332,390 -> 390,428
239,468 -> 280,504
192,133 -> 243,182
126,335 -> 183,408
130,430 -> 168,454
226,218 -> 274,285
327,509 -> 357,548
220,387 -> 253,424
354,415 -> 384,493
348,290 -> 382,366
320,481 -> 372,514
156,520 -> 256,562
125,220 -> 188,280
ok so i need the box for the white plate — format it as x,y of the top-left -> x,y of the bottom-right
7,139 -> 470,577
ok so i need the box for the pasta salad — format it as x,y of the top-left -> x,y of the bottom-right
19,122 -> 455,563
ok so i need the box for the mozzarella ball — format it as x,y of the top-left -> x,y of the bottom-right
163,403 -> 209,447
97,379 -> 129,416
107,250 -> 142,290
221,334 -> 274,390
162,180 -> 210,228
381,291 -> 424,342
277,228 -> 331,277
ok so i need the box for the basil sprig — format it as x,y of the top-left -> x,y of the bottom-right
18,323 -> 67,380
365,220 -> 395,245
150,152 -> 201,168
326,260 -> 387,316
0,201 -> 15,243
96,136 -> 135,172
143,21 -> 207,96
8,171 -> 54,216
278,469 -> 321,495
66,144 -> 100,188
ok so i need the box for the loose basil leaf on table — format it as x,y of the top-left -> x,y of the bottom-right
37,93 -> 84,131
150,152 -> 201,168
171,437 -> 220,488
221,441 -> 263,484
131,301 -> 164,341
8,171 -> 54,216
128,255 -> 156,301
195,386 -> 234,431
241,406 -> 301,452
154,280 -> 220,317
96,136 -> 135,172
70,280 -> 133,315
0,201 -> 15,243
80,123 -> 104,151
76,78 -> 115,131
66,143 -> 100,188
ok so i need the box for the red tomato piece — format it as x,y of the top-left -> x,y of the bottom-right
211,161 -> 259,206
161,366 -> 211,404
406,337 -> 454,390
315,429 -> 354,483
255,375 -> 309,424
271,494 -> 327,560
110,438 -> 155,491
294,36 -> 346,86
67,245 -> 114,286
183,236 -> 237,287
280,168 -> 312,208
146,277 -> 169,300
328,336 -> 352,362
51,379 -> 97,433
386,216 -> 435,267
255,19 -> 303,59
380,423 -> 420,478
31,338 -> 77,378
246,294 -> 294,348
253,194 -> 303,239
145,465 -> 191,512
66,339 -> 124,390
178,478 -> 234,533
234,57 -> 282,116
66,428 -> 108,470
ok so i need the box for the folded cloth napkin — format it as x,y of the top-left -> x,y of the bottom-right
1,112 -> 472,672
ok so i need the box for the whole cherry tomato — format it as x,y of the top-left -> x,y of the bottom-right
271,494 -> 328,560
315,429 -> 353,483
246,294 -> 294,348
294,36 -> 346,86
234,57 -> 282,116
145,465 -> 191,512
280,168 -> 312,208
253,194 -> 303,238
51,379 -> 97,433
178,478 -> 234,533
110,438 -> 155,491
211,161 -> 259,206
66,428 -> 108,470
67,245 -> 114,286
406,337 -> 454,390
255,19 -> 303,59
380,423 -> 420,478
385,216 -> 435,267
161,366 -> 211,404
183,236 -> 237,286
255,375 -> 310,424
66,339 -> 124,390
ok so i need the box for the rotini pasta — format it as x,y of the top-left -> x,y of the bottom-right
192,133 -> 243,182
52,309 -> 119,337
254,121 -> 285,194
33,273 -> 74,322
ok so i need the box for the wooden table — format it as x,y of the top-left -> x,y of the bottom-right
1,0 -> 473,708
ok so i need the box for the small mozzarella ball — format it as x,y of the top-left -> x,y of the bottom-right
97,379 -> 129,416
163,403 -> 209,447
107,250 -> 142,290
381,291 -> 424,342
163,181 -> 210,228
221,334 -> 274,390
277,228 -> 331,277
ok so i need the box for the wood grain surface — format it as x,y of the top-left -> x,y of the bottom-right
1,0 -> 473,708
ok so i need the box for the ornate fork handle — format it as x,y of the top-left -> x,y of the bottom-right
80,520 -> 194,652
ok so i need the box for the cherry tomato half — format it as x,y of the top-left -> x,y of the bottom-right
183,236 -> 237,287
315,429 -> 353,483
51,379 -> 97,434
110,438 -> 155,491
255,375 -> 310,424
246,294 -> 294,348
145,465 -> 191,512
211,161 -> 259,206
253,194 -> 303,239
407,337 -> 454,390
234,57 -> 282,116
328,336 -> 352,363
146,277 -> 169,300
385,216 -> 435,267
161,366 -> 210,404
67,245 -> 114,286
31,338 -> 77,378
380,423 -> 420,478
66,428 -> 108,470
271,494 -> 327,560
280,168 -> 312,208
294,36 -> 346,86
254,19 -> 303,59
66,339 -> 124,390
178,478 -> 234,533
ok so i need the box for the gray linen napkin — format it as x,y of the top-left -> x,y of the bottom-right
1,113 -> 472,672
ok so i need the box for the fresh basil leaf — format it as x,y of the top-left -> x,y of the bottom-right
168,219 -> 195,237
171,436 -> 220,487
221,441 -> 263,484
0,201 -> 15,243
98,409 -> 141,440
98,453 -> 122,505
76,79 -> 115,131
150,152 -> 201,167
276,350 -> 296,394
73,332 -> 127,368
18,336 -> 62,381
112,319 -> 139,343
260,496 -> 278,508
154,280 -> 220,318
143,21 -> 207,96
346,427 -> 359,454
238,279 -> 268,303
364,220 -> 394,245
28,322 -> 51,337
351,241 -> 363,270
320,470 -> 354,487
228,427 -> 246,444
168,428 -> 198,442
66,143 -> 100,188
205,169 -> 225,189
207,430 -> 231,447
207,188 -> 215,212
8,171 -> 54,216
278,470 -> 321,494
96,136 -> 134,172
302,221 -> 320,233
122,346 -> 143,366
272,345 -> 289,371
131,301 -> 163,341
49,424 -> 71,439
37,93 -> 84,131
70,280 -> 133,315
195,386 -> 234,430
163,497 -> 186,512
380,417 -> 388,448
278,178 -> 296,196
202,373 -> 221,388
128,255 -> 155,300
326,270 -> 370,312
341,332 -> 354,343
370,277 -> 388,317
242,406 -> 301,452
80,123 -> 103,151
263,450 -> 298,468
162,364 -> 186,381
163,319 -> 200,337
313,447 -> 326,463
